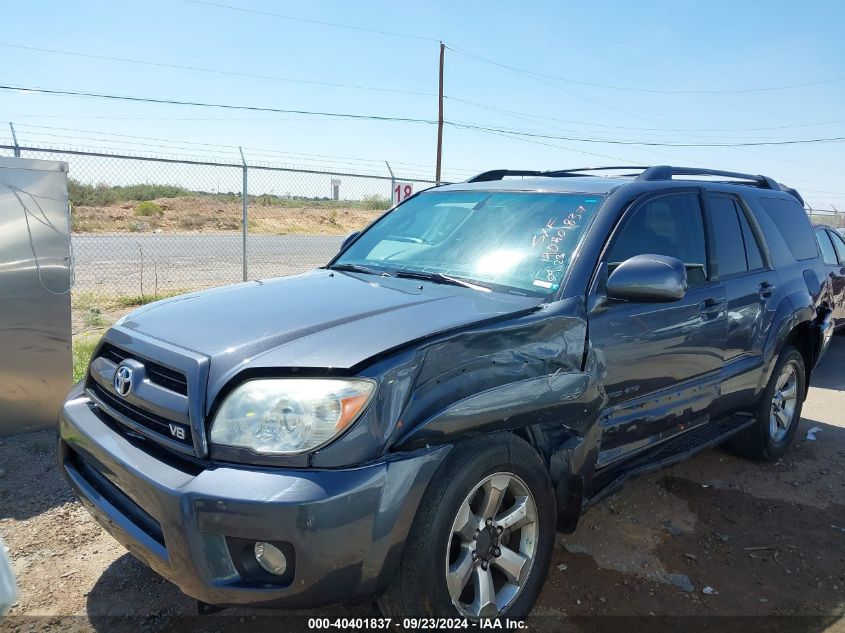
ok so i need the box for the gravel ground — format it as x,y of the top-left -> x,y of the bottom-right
2,341 -> 844,633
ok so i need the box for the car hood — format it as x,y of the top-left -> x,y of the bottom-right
119,269 -> 543,394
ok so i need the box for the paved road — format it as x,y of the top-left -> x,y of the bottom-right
72,233 -> 345,294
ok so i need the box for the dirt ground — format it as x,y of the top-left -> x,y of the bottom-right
2,341 -> 844,632
71,197 -> 383,235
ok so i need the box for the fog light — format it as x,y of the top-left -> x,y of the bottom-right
254,542 -> 287,576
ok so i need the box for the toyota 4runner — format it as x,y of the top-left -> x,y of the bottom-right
60,165 -> 834,620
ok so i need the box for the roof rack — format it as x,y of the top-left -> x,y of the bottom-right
466,169 -> 548,182
545,166 -> 651,177
465,165 -> 804,204
466,166 -> 649,182
636,166 -> 780,190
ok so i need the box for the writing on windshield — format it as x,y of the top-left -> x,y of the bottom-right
336,190 -> 603,295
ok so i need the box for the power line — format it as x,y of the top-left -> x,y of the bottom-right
0,42 -> 435,98
3,113 -> 341,123
13,39 -> 840,136
5,84 -> 845,147
450,121 -> 845,147
444,43 -> 845,172
446,43 -> 845,95
453,49 -> 674,130
444,48 -> 845,178
12,122 -> 481,175
185,2 -> 845,95
0,84 -> 438,124
185,0 -> 439,42
457,125 -> 636,164
452,117 -> 720,171
446,96 -> 845,134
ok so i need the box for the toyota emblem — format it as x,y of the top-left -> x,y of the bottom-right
114,365 -> 133,397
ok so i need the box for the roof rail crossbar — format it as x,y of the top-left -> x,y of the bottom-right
544,166 -> 652,177
467,169 -> 548,183
637,166 -> 780,190
467,166 -> 653,183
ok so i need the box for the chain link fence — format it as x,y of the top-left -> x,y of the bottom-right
2,142 -> 843,334
808,210 -> 845,229
0,143 -> 441,332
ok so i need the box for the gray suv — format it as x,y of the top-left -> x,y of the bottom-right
59,166 -> 834,620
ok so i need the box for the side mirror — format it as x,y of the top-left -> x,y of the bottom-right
340,231 -> 360,252
606,254 -> 687,302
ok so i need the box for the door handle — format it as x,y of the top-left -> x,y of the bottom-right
700,298 -> 724,317
758,281 -> 776,298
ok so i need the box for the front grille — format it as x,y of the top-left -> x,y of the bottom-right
99,343 -> 188,396
89,381 -> 193,449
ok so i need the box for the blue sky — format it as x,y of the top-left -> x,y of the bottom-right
2,0 -> 844,208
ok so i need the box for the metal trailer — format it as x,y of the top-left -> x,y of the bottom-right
0,156 -> 71,436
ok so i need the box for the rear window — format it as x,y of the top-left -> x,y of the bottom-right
758,197 -> 818,261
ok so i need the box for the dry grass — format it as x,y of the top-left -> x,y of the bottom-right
71,290 -> 185,337
71,196 -> 385,235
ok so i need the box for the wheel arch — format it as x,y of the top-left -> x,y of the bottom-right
759,292 -> 827,401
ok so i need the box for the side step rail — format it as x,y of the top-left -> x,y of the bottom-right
585,415 -> 755,508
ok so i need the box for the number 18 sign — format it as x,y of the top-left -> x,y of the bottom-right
392,182 -> 414,206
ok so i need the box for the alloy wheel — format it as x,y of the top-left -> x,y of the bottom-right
445,472 -> 538,618
770,361 -> 799,442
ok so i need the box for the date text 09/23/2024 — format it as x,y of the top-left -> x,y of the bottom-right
307,618 -> 528,629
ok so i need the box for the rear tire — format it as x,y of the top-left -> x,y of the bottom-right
727,345 -> 805,461
378,434 -> 555,621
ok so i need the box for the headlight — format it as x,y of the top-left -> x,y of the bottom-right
209,378 -> 376,455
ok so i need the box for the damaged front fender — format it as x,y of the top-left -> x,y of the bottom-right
312,297 -> 607,517
396,371 -> 593,449
388,298 -> 606,478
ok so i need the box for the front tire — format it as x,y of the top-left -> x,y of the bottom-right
727,344 -> 805,461
379,434 -> 555,620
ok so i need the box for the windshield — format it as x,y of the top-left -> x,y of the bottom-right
334,190 -> 603,295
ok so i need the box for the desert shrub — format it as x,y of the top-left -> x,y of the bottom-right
117,183 -> 189,201
67,179 -> 190,206
82,307 -> 106,328
361,195 -> 391,210
133,201 -> 164,216
178,213 -> 206,229
67,180 -> 119,206
216,218 -> 241,230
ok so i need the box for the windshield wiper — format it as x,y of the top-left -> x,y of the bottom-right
395,270 -> 490,292
329,263 -> 392,277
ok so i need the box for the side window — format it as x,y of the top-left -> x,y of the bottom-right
816,230 -> 838,266
829,230 -> 845,265
759,197 -> 818,260
708,196 -> 747,277
607,193 -> 708,285
737,204 -> 765,270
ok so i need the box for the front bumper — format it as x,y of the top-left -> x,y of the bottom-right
59,384 -> 449,607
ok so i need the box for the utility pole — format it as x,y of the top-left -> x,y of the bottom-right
435,42 -> 445,185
